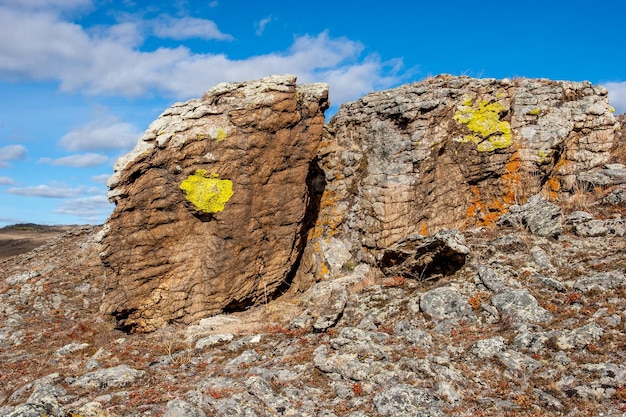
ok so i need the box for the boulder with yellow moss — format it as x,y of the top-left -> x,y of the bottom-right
100,75 -> 328,332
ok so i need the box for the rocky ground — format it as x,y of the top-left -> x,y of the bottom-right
1,179 -> 625,416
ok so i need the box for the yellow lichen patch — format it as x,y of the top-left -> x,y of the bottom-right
454,98 -> 512,152
528,108 -> 541,116
215,128 -> 228,143
179,169 -> 233,213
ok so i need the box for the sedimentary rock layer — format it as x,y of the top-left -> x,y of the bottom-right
100,75 -> 329,332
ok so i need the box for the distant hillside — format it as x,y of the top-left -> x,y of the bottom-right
0,224 -> 75,259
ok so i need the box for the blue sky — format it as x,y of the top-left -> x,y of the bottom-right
1,0 -> 625,226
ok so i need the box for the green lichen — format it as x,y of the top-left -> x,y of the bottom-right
215,128 -> 227,143
179,169 -> 233,213
453,98 -> 512,152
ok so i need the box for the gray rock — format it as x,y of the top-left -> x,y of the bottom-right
228,334 -> 262,351
434,381 -> 461,403
213,394 -> 259,417
565,211 -> 593,225
476,265 -> 509,293
497,194 -> 563,237
470,336 -> 507,359
574,270 -> 625,292
297,279 -> 350,331
489,234 -> 527,252
603,187 -> 626,205
491,289 -> 553,324
530,246 -> 554,271
164,399 -> 207,417
195,334 -> 234,349
225,350 -> 262,367
419,286 -> 474,321
496,350 -> 541,376
551,322 -> 604,350
373,384 -> 443,417
71,364 -> 145,389
577,163 -> 626,187
313,345 -> 372,381
380,229 -> 469,280
393,321 -> 433,347
245,376 -> 291,414
54,342 -> 89,356
575,219 -> 624,237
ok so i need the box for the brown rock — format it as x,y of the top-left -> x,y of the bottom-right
100,75 -> 328,332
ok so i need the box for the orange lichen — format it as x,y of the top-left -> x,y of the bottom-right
545,176 -> 560,201
465,148 -> 522,227
419,222 -> 428,236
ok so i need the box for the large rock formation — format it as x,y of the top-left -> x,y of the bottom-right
101,74 -> 620,332
298,75 -> 619,282
100,75 -> 329,332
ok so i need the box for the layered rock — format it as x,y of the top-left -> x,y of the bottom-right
100,75 -> 328,332
299,75 -> 619,282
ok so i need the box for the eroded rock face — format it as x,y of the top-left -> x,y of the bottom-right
100,75 -> 329,332
300,75 -> 618,282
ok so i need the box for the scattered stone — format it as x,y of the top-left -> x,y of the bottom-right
471,336 -> 507,359
551,323 -> 604,350
575,218 -> 625,237
163,398 -> 206,417
574,270 -> 625,292
296,278 -> 350,331
54,342 -> 89,356
491,289 -> 553,324
419,286 -> 474,321
373,384 -> 443,417
71,365 -> 145,389
497,195 -> 563,237
195,334 -> 234,350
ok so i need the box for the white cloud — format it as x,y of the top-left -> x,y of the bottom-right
0,176 -> 17,185
6,184 -> 96,198
59,115 -> 140,152
0,144 -> 27,167
91,173 -> 111,184
0,5 -> 408,106
54,194 -> 111,222
0,0 -> 91,12
255,16 -> 273,36
604,81 -> 626,114
152,15 -> 233,41
39,153 -> 108,167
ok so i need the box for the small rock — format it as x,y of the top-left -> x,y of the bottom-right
420,286 -> 474,321
164,398 -> 207,417
71,364 -> 145,389
471,336 -> 507,359
497,194 -> 563,237
54,342 -> 89,356
373,384 -> 443,417
491,289 -> 552,324
195,334 -> 234,349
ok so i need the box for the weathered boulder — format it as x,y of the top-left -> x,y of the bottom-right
298,75 -> 618,282
100,75 -> 329,332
